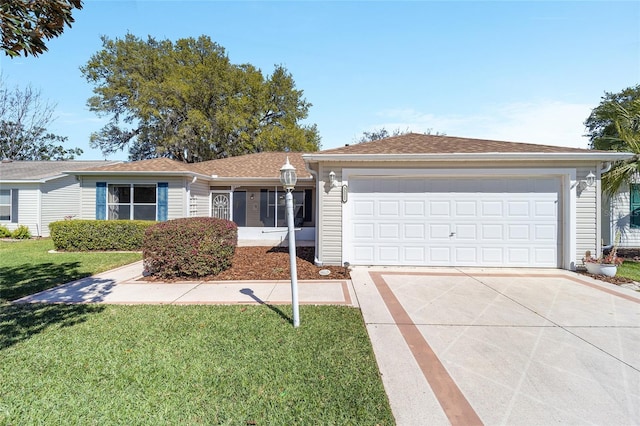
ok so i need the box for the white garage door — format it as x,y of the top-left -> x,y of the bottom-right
345,177 -> 561,267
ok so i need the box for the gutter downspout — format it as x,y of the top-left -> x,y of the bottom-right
599,161 -> 613,248
307,167 -> 322,266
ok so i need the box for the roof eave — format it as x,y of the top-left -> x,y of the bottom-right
211,176 -> 314,182
302,152 -> 635,162
65,170 -> 213,180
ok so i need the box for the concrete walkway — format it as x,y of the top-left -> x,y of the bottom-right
15,261 -> 356,306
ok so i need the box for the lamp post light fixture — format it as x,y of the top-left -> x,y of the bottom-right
280,157 -> 300,327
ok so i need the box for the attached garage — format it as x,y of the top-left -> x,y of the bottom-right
303,133 -> 633,271
345,175 -> 561,267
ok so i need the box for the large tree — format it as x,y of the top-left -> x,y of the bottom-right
0,82 -> 82,160
81,34 -> 320,162
0,0 -> 83,57
585,85 -> 640,195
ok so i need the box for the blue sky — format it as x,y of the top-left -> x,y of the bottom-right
1,0 -> 638,160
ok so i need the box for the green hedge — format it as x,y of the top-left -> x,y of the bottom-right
49,220 -> 156,251
143,217 -> 237,279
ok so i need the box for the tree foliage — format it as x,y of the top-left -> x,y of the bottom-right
585,85 -> 640,151
584,85 -> 640,195
356,127 -> 444,143
81,34 -> 320,162
0,0 -> 83,58
0,82 -> 82,160
596,100 -> 640,196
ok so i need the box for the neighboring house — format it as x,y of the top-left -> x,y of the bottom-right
3,134 -> 630,271
302,133 -> 631,270
0,160 -> 119,237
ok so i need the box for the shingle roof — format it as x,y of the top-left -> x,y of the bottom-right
0,160 -> 120,181
318,133 -> 594,155
70,152 -> 312,180
197,152 -> 312,179
77,157 -> 211,175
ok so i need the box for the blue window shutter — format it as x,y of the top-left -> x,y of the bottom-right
631,184 -> 640,228
157,182 -> 168,221
96,182 -> 106,220
11,189 -> 18,223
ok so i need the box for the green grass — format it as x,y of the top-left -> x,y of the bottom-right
616,260 -> 640,282
0,239 -> 142,301
0,304 -> 394,425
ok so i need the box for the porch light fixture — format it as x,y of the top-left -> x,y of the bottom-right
585,171 -> 596,187
329,170 -> 337,186
280,157 -> 297,190
279,157 -> 300,328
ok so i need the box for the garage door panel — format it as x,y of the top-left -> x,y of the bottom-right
455,224 -> 477,239
455,247 -> 477,263
429,201 -> 450,216
379,246 -> 400,262
430,224 -> 451,239
346,176 -> 560,267
455,200 -> 477,216
404,223 -> 425,239
404,201 -> 425,216
481,247 -> 504,263
353,246 -> 375,262
508,224 -> 530,240
481,201 -> 503,217
507,248 -> 531,263
404,246 -> 425,262
430,247 -> 451,262
482,224 -> 503,240
354,223 -> 375,239
507,201 -> 530,217
534,224 -> 557,240
379,223 -> 400,239
379,201 -> 400,216
354,200 -> 375,216
535,200 -> 557,216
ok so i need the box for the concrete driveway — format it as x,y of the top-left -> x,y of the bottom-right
350,267 -> 640,426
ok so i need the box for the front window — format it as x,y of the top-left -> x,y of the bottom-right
0,189 -> 10,221
631,184 -> 640,228
108,184 -> 156,220
263,190 -> 305,227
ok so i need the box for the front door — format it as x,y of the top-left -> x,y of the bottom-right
211,192 -> 231,220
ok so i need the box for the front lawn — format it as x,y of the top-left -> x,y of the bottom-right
0,303 -> 394,425
0,238 -> 142,301
616,260 -> 640,282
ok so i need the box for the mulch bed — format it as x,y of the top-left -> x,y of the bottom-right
144,246 -> 350,281
577,271 -> 635,286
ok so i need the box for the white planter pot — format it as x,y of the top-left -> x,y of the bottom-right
585,262 -> 617,277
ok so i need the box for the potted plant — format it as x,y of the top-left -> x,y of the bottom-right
583,233 -> 623,277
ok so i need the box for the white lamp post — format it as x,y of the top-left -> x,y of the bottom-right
280,157 -> 300,327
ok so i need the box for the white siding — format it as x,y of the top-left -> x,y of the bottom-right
575,167 -> 598,260
318,164 -> 343,265
41,175 -> 81,237
188,178 -> 210,217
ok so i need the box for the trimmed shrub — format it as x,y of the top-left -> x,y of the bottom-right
49,220 -> 156,251
143,217 -> 237,279
0,224 -> 11,238
11,225 -> 31,239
